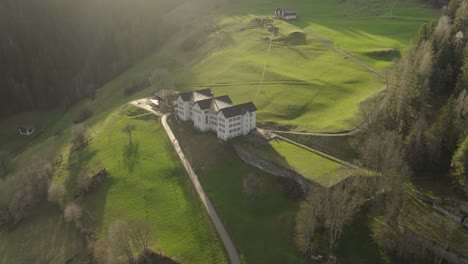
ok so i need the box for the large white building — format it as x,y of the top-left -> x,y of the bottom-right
175,88 -> 257,141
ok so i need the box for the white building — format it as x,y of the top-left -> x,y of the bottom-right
275,8 -> 297,20
176,88 -> 257,141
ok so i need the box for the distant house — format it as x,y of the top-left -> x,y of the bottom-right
275,8 -> 297,20
155,89 -> 177,104
175,88 -> 257,141
18,127 -> 35,136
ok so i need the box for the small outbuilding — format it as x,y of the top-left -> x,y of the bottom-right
155,89 -> 177,105
275,8 -> 297,20
18,127 -> 35,136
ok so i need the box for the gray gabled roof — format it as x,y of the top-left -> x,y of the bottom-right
178,88 -> 213,102
219,102 -> 257,118
179,91 -> 192,102
215,95 -> 232,104
195,88 -> 212,96
193,98 -> 212,110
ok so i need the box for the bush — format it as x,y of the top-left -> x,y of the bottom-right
123,80 -> 149,96
47,182 -> 65,206
74,107 -> 93,124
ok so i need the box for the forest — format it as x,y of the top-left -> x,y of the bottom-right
0,0 -> 223,117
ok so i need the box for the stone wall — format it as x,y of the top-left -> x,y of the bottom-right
233,144 -> 310,192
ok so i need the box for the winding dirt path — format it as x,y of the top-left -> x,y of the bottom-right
131,100 -> 241,264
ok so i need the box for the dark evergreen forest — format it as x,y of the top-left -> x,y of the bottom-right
0,0 -> 219,117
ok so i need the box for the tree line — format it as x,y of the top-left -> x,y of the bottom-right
0,0 -> 223,118
295,0 -> 468,262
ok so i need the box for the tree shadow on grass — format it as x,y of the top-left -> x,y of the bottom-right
82,176 -> 114,233
122,140 -> 140,174
66,148 -> 97,193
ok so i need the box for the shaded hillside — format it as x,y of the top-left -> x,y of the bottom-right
361,0 -> 468,194
0,0 -> 224,117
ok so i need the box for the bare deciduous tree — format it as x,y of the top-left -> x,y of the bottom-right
93,219 -> 153,264
71,124 -> 88,152
243,173 -> 264,200
122,124 -> 136,144
64,202 -> 83,225
148,68 -> 169,88
0,150 -> 11,176
296,173 -> 369,251
77,169 -> 91,193
47,182 -> 65,207
435,16 -> 452,46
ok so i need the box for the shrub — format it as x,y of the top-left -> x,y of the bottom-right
123,80 -> 149,96
47,182 -> 65,206
74,107 -> 93,124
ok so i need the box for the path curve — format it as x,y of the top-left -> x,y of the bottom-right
131,100 -> 241,264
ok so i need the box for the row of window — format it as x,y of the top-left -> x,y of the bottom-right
229,127 -> 241,133
229,121 -> 241,128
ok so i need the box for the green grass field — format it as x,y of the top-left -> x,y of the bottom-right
223,0 -> 439,69
0,203 -> 87,264
0,0 -> 441,262
55,112 -> 227,263
159,0 -> 437,131
0,50 -> 225,262
168,118 -> 307,264
174,17 -> 381,132
237,138 -> 344,187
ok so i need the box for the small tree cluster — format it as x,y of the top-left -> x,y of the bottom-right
0,157 -> 55,230
47,182 -> 65,207
295,173 -> 369,253
92,219 -> 152,264
243,173 -> 264,200
70,124 -> 88,153
64,202 -> 83,227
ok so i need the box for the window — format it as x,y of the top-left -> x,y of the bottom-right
205,116 -> 208,124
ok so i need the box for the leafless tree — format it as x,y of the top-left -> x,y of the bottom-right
47,182 -> 65,207
296,173 -> 369,251
93,219 -> 153,264
122,124 -> 136,144
148,68 -> 169,88
71,124 -> 88,152
64,202 -> 83,225
243,173 -> 264,200
5,157 -> 55,225
434,16 -> 452,47
77,169 -> 91,193
0,150 -> 11,175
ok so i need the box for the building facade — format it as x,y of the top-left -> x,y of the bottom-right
275,8 -> 297,20
176,88 -> 257,141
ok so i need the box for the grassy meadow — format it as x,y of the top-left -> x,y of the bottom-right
259,139 -> 344,187
167,118 -> 307,264
0,50 -> 226,263
224,0 -> 439,69
175,17 -> 382,132
0,0 -> 441,263
0,203 -> 87,264
72,113 -> 226,263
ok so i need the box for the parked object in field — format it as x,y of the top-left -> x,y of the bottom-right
275,8 -> 297,20
18,127 -> 35,136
